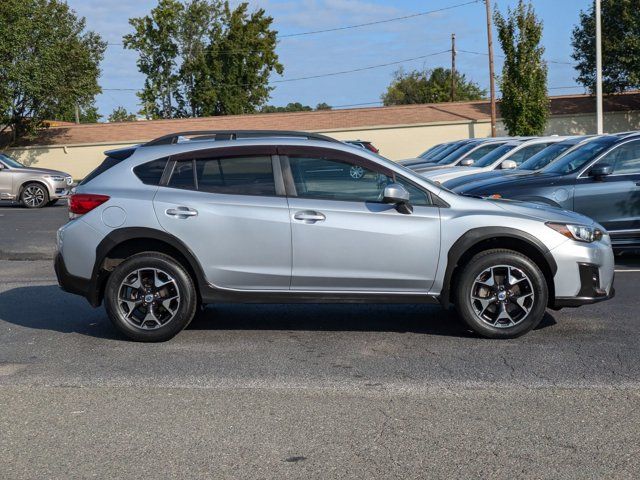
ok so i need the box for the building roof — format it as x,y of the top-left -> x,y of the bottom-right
12,91 -> 640,147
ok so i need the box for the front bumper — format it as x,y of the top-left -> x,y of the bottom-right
553,262 -> 615,307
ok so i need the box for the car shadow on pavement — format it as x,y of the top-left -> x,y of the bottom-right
0,285 -> 557,340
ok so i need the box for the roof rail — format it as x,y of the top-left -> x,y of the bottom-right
142,130 -> 341,147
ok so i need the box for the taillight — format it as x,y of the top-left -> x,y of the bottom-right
68,193 -> 110,217
365,144 -> 379,154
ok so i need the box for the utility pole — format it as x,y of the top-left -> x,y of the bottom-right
74,104 -> 80,124
595,0 -> 604,134
485,0 -> 497,137
451,33 -> 457,102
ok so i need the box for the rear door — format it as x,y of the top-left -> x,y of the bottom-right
280,146 -> 441,292
153,146 -> 292,290
574,138 -> 640,234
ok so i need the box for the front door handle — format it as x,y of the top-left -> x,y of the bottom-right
635,181 -> 640,187
294,210 -> 326,223
166,207 -> 198,218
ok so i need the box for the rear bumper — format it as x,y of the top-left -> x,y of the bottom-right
54,252 -> 100,307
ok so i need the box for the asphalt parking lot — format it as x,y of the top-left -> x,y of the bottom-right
1,204 -> 640,478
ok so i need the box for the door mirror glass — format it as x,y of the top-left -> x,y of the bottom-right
501,159 -> 517,170
460,159 -> 475,167
589,164 -> 613,179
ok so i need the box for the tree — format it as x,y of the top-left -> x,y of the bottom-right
124,0 -> 282,119
494,1 -> 549,136
0,0 -> 106,144
52,100 -> 102,124
108,106 -> 137,123
381,67 -> 485,106
261,102 -> 312,113
572,0 -> 640,93
315,102 -> 332,111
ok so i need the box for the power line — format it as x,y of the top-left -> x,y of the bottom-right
279,0 -> 482,38
458,48 -> 573,66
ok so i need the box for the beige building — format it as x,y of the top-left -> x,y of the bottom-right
6,92 -> 640,179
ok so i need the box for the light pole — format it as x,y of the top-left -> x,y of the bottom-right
595,0 -> 603,134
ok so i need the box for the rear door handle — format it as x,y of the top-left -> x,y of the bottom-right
294,210 -> 326,223
166,207 -> 198,218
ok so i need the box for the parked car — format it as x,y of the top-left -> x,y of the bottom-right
417,139 -> 510,172
55,130 -> 614,342
0,153 -> 73,208
398,143 -> 449,166
443,136 -> 594,191
344,140 -> 379,154
456,133 -> 640,250
418,137 -> 568,184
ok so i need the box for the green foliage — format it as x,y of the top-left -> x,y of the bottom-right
315,102 -> 332,111
0,0 -> 106,144
494,0 -> 549,136
52,101 -> 102,124
261,102 -> 312,113
381,67 -> 486,106
108,106 -> 138,123
124,0 -> 282,119
572,0 -> 640,93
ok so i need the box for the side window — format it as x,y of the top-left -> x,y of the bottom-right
600,140 -> 640,175
288,155 -> 431,206
133,158 -> 167,185
168,160 -> 195,190
508,143 -> 551,165
467,143 -> 501,161
196,155 -> 275,196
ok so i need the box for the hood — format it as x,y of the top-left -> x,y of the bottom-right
445,169 -> 532,191
9,166 -> 71,176
489,197 -> 595,225
459,171 -> 563,195
421,166 -> 484,184
414,164 -> 453,173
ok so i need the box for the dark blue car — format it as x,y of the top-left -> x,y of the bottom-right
455,133 -> 640,249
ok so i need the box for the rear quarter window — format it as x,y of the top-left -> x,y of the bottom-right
134,159 -> 168,185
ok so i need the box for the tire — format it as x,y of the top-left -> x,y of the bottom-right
454,249 -> 548,339
20,182 -> 49,208
104,252 -> 198,342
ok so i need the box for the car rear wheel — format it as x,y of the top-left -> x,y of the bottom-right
104,252 -> 198,342
20,183 -> 49,208
454,249 -> 548,339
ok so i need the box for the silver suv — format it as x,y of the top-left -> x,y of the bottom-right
54,131 -> 615,342
0,153 -> 73,208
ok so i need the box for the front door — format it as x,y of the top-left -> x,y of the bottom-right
153,151 -> 291,290
282,149 -> 441,293
0,162 -> 12,200
574,138 -> 640,233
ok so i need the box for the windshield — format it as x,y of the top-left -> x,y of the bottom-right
544,136 -> 618,174
0,154 -> 25,168
425,142 -> 467,161
436,143 -> 478,165
518,142 -> 576,171
472,144 -> 518,168
417,143 -> 447,160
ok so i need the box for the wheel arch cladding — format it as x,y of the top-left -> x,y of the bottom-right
440,227 -> 557,308
92,227 -> 207,306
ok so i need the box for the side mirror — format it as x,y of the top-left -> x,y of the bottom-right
460,159 -> 475,167
501,159 -> 517,170
589,164 -> 612,180
383,183 -> 413,214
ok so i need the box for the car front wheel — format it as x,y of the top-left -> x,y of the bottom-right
20,183 -> 49,208
454,249 -> 548,339
104,252 -> 198,342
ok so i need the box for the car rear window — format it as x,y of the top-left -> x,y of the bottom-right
79,156 -> 122,185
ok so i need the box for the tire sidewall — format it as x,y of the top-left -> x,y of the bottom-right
456,250 -> 548,339
105,253 -> 197,342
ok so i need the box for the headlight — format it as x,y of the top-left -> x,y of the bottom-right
546,222 -> 603,243
46,175 -> 66,182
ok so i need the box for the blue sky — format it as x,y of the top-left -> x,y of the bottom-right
66,0 -> 593,118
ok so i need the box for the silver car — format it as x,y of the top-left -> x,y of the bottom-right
54,130 -> 615,342
0,153 -> 73,208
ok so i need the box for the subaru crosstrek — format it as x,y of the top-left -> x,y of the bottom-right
54,130 -> 615,342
